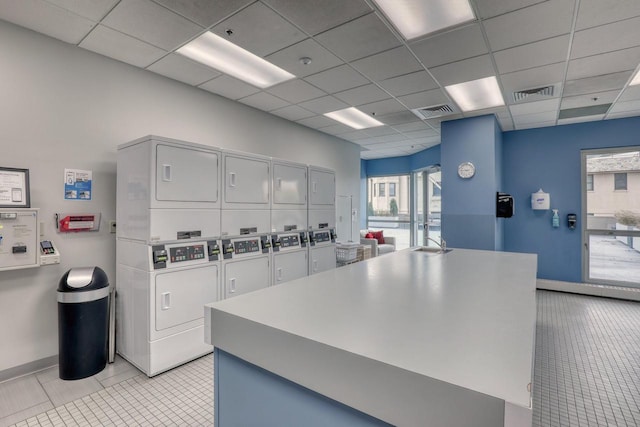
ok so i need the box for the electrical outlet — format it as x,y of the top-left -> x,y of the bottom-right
109,220 -> 116,234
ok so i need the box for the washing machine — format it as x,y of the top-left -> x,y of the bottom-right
116,238 -> 221,377
271,230 -> 308,285
308,228 -> 337,275
221,234 -> 271,299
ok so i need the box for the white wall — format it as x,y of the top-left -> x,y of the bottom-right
0,21 -> 361,373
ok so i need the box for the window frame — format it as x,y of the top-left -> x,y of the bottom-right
614,172 -> 627,190
389,183 -> 396,197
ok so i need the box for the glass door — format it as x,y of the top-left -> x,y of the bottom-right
414,168 -> 441,247
583,148 -> 640,287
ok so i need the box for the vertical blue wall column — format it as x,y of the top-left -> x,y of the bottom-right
441,115 -> 503,250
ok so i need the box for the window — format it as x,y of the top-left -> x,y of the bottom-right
433,181 -> 441,197
586,174 -> 594,191
389,183 -> 396,197
379,183 -> 385,197
614,173 -> 627,190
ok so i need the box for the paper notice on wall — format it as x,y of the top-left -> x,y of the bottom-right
64,169 -> 92,200
0,169 -> 28,206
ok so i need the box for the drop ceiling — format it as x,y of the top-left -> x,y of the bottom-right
1,0 -> 640,159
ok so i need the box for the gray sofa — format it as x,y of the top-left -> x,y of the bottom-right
360,230 -> 396,257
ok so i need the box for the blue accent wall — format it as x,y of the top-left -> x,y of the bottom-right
502,116 -> 640,282
214,349 -> 392,427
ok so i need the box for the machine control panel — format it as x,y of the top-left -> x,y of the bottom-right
208,240 -> 221,261
0,209 -> 39,271
222,234 -> 271,259
234,239 -> 260,255
170,244 -> 205,263
309,230 -> 334,246
272,233 -> 301,252
152,241 -> 217,269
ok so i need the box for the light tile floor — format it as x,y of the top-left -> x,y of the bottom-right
1,290 -> 639,426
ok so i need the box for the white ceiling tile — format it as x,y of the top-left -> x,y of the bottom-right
571,16 -> 640,60
474,0 -> 546,19
377,71 -> 439,97
153,0 -> 254,27
494,35 -> 570,74
362,133 -> 408,146
512,110 -> 558,124
322,123 -> 355,135
79,24 -> 166,67
575,0 -> 640,30
147,53 -> 221,85
351,46 -> 422,81
392,121 -> 433,132
265,39 -> 343,78
364,126 -> 400,137
267,79 -> 326,104
560,90 -> 620,110
397,89 -> 449,109
270,105 -> 315,121
239,91 -> 289,111
304,65 -> 370,93
102,0 -> 202,51
198,75 -> 261,100
262,0 -> 372,36
410,24 -> 488,68
429,55 -> 496,86
44,0 -> 119,21
515,120 -> 556,130
563,71 -> 632,97
0,0 -> 96,44
609,100 -> 640,114
484,0 -> 574,51
377,111 -> 423,126
340,130 -> 374,141
558,115 -> 605,125
510,98 -> 560,116
334,84 -> 390,106
358,98 -> 406,116
314,12 -> 401,62
296,115 -> 335,129
606,111 -> 640,120
211,2 -> 305,56
463,106 -> 509,118
499,63 -> 566,94
619,85 -> 640,102
401,129 -> 439,139
297,95 -> 348,114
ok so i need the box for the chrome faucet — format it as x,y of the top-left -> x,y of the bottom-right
426,237 -> 446,252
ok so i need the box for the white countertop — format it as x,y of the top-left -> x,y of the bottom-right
206,248 -> 537,426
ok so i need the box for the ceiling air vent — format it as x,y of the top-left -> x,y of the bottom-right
512,85 -> 555,103
411,104 -> 455,120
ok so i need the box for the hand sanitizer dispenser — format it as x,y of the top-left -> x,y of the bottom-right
531,189 -> 550,210
552,209 -> 560,228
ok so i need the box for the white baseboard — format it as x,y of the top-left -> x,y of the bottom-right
0,355 -> 57,384
537,279 -> 640,302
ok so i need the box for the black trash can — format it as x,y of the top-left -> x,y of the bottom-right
57,267 -> 110,380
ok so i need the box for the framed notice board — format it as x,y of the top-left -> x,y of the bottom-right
0,167 -> 30,208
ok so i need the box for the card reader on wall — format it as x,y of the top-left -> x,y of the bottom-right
496,192 -> 514,218
40,240 -> 60,265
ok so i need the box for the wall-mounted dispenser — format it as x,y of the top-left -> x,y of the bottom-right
531,189 -> 550,210
552,209 -> 560,228
496,192 -> 514,218
567,213 -> 577,230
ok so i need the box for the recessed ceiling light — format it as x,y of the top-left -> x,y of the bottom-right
630,68 -> 640,86
177,32 -> 295,89
324,107 -> 384,130
373,0 -> 475,40
445,76 -> 505,112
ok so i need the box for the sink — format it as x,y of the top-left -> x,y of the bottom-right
413,246 -> 452,254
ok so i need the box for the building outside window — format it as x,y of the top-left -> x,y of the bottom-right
587,174 -> 594,191
614,173 -> 627,190
379,183 -> 385,197
389,183 -> 396,197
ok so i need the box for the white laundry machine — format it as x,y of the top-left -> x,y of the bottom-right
116,239 -> 221,377
308,228 -> 337,275
271,230 -> 308,285
221,234 -> 271,299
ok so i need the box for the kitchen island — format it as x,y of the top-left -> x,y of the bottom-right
205,248 -> 537,427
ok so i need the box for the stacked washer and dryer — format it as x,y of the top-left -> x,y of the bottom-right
116,136 -> 222,377
116,136 -> 337,376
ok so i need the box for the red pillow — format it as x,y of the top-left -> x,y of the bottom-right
371,230 -> 385,245
365,232 -> 374,239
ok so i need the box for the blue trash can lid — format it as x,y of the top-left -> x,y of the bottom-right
58,267 -> 109,292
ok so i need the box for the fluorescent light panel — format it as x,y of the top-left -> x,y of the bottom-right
324,107 -> 384,130
631,68 -> 640,86
373,0 -> 475,40
177,32 -> 295,89
445,76 -> 505,112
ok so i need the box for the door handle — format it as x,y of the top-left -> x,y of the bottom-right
277,268 -> 282,282
276,177 -> 282,189
312,182 -> 317,193
313,260 -> 318,272
161,292 -> 171,310
229,278 -> 236,293
229,172 -> 236,187
162,164 -> 172,182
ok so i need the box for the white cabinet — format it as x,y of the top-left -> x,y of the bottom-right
272,160 -> 307,208
224,256 -> 270,298
273,250 -> 308,285
222,151 -> 270,209
309,245 -> 336,275
308,167 -> 335,208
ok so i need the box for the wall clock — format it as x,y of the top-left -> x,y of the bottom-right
457,162 -> 475,179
